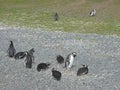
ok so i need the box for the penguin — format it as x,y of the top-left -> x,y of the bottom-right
28,48 -> 35,55
37,62 -> 50,72
52,68 -> 61,81
77,64 -> 88,76
64,52 -> 77,69
25,52 -> 33,69
7,41 -> 16,57
56,55 -> 64,64
89,9 -> 96,16
14,51 -> 27,59
54,12 -> 59,21
28,48 -> 35,61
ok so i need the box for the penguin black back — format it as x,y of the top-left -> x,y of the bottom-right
77,65 -> 88,76
25,52 -> 33,68
28,48 -> 35,61
37,63 -> 50,72
7,41 -> 16,57
54,12 -> 59,21
56,55 -> 64,64
14,51 -> 27,59
52,68 -> 61,81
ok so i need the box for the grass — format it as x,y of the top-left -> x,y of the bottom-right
0,0 -> 120,35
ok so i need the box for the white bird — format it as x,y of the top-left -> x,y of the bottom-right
64,52 -> 77,69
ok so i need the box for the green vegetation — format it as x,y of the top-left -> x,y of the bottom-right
0,0 -> 120,35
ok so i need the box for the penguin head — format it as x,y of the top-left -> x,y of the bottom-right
94,9 -> 96,11
10,40 -> 13,43
10,40 -> 13,45
29,48 -> 35,52
82,64 -> 88,68
72,52 -> 77,57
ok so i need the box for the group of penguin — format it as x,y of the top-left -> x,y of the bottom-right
54,9 -> 96,21
7,40 -> 89,81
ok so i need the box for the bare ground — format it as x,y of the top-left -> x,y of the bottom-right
0,26 -> 120,90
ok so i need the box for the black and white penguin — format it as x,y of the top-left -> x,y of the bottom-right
27,48 -> 35,62
52,68 -> 62,81
89,9 -> 96,16
64,52 -> 77,69
7,41 -> 16,57
25,52 -> 33,69
28,48 -> 35,55
56,55 -> 64,64
37,62 -> 50,72
14,51 -> 27,59
77,65 -> 88,76
54,12 -> 59,21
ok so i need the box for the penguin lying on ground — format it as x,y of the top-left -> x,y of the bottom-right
14,51 -> 27,59
7,41 -> 16,58
77,64 -> 88,76
64,52 -> 77,69
56,55 -> 64,64
37,62 -> 50,72
52,68 -> 61,81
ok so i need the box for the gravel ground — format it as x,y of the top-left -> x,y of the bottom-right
0,27 -> 120,90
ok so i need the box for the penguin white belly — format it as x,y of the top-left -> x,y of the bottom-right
68,56 -> 74,69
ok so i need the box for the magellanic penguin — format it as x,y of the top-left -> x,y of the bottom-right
28,48 -> 35,62
64,52 -> 77,69
54,12 -> 59,21
37,62 -> 50,72
56,55 -> 64,64
77,64 -> 88,76
25,52 -> 34,69
52,68 -> 62,81
89,9 -> 96,16
7,41 -> 16,57
14,51 -> 27,59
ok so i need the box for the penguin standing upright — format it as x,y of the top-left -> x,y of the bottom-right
64,52 -> 77,69
25,52 -> 33,68
54,12 -> 59,21
28,48 -> 35,61
7,41 -> 16,57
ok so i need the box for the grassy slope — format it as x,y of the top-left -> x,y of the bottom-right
0,0 -> 120,35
